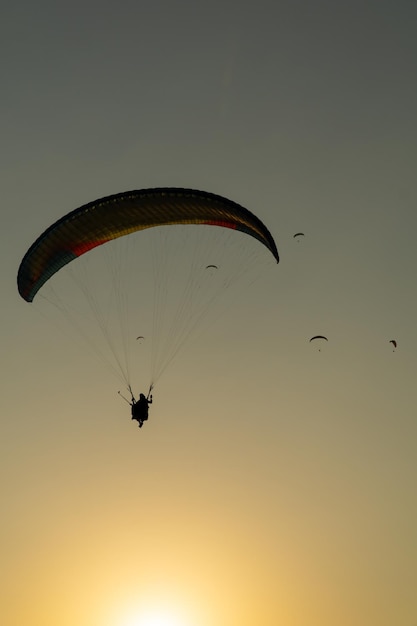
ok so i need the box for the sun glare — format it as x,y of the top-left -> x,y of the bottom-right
120,607 -> 189,626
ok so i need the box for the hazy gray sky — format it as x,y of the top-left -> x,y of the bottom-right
2,1 -> 417,625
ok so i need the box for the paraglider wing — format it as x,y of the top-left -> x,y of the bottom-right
205,264 -> 218,270
293,232 -> 305,239
389,339 -> 397,349
17,188 -> 279,303
309,335 -> 328,342
309,335 -> 328,352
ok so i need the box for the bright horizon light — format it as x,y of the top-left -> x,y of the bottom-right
119,606 -> 191,626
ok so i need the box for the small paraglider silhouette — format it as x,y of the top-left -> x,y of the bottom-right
204,264 -> 219,278
389,339 -> 397,352
293,232 -> 305,242
309,335 -> 328,352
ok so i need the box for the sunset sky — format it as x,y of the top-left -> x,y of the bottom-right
2,1 -> 417,625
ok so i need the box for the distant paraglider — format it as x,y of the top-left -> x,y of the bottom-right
309,335 -> 328,351
293,232 -> 305,241
389,339 -> 397,351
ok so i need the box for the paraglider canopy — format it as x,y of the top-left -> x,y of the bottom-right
309,335 -> 328,352
17,187 -> 279,392
17,188 -> 279,303
389,339 -> 397,350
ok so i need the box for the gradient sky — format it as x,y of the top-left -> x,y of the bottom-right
2,1 -> 417,625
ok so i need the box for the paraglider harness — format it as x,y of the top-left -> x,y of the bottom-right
119,384 -> 153,428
